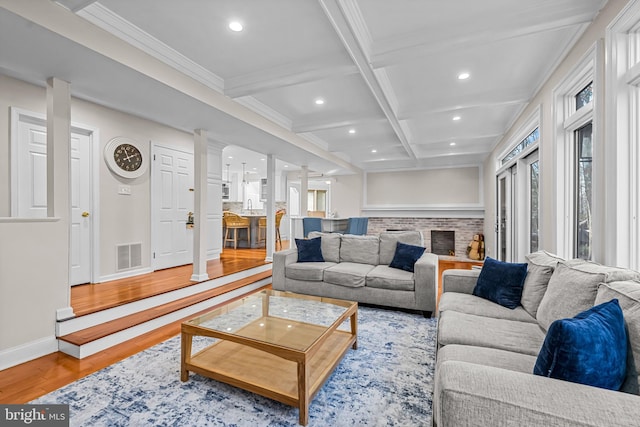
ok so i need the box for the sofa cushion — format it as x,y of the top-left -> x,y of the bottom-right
389,242 -> 426,273
563,259 -> 640,282
536,262 -> 604,331
472,257 -> 528,309
366,265 -> 415,291
379,231 -> 423,265
525,250 -> 564,267
307,231 -> 341,263
340,235 -> 380,265
596,280 -> 640,395
437,344 -> 538,375
295,237 -> 324,262
438,292 -> 537,323
285,262 -> 337,282
438,311 -> 546,356
521,261 -> 554,318
324,262 -> 375,288
534,299 -> 628,391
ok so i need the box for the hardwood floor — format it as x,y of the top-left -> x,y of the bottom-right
0,243 -> 289,404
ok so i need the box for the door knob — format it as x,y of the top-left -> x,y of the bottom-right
82,211 -> 90,217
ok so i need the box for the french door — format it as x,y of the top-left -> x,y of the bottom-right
496,167 -> 516,262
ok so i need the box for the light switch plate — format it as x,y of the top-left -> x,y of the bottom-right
118,185 -> 131,195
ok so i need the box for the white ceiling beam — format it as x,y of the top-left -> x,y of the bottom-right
370,12 -> 598,69
398,89 -> 530,120
225,54 -> 359,98
54,0 -> 97,13
2,0 -> 360,174
293,112 -> 383,133
319,0 -> 417,159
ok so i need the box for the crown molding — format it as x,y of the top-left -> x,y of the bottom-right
233,96 -> 292,131
78,3 -> 225,93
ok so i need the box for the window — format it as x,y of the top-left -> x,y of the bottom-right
501,128 -> 539,165
529,158 -> 540,253
497,109 -> 541,261
575,123 -> 593,259
308,189 -> 327,212
553,42 -> 598,260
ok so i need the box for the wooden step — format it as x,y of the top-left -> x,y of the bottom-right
57,268 -> 272,359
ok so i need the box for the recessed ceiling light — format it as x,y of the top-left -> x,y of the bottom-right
452,116 -> 461,121
228,156 -> 233,159
371,149 -> 377,153
260,158 -> 265,161
325,180 -> 332,185
228,21 -> 243,32
284,165 -> 288,168
348,129 -> 356,134
315,98 -> 325,105
458,72 -> 470,80
450,142 -> 456,146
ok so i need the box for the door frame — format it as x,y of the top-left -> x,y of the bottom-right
10,107 -> 101,284
496,167 -> 515,262
150,142 -> 195,271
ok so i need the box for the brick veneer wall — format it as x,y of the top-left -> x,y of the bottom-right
367,217 -> 484,258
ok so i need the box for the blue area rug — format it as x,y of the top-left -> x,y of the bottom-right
34,306 -> 437,426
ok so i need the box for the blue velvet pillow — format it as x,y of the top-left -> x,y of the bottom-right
295,237 -> 324,263
533,299 -> 628,391
389,242 -> 426,273
472,257 -> 527,309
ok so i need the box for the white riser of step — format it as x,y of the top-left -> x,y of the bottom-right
56,264 -> 271,337
58,279 -> 270,359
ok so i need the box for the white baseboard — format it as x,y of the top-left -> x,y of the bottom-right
97,267 -> 153,283
56,306 -> 75,321
0,336 -> 58,371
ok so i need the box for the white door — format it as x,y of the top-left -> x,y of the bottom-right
152,145 -> 194,270
496,167 -> 515,262
15,117 -> 92,285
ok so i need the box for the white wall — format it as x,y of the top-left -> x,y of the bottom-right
330,173 -> 363,218
366,167 -> 480,205
482,0 -> 628,258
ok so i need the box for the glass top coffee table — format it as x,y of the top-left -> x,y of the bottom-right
181,289 -> 358,426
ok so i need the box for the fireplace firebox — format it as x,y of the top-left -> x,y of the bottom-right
431,230 -> 455,256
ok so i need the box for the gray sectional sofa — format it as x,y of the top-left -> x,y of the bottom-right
272,231 -> 438,316
433,251 -> 640,426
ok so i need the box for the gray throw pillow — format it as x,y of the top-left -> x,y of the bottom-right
536,262 -> 604,331
308,231 -> 341,263
520,263 -> 554,318
595,281 -> 640,395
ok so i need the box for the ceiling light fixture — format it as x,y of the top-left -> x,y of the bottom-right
241,162 -> 247,184
458,72 -> 470,80
371,149 -> 377,153
229,21 -> 243,32
315,98 -> 325,105
453,116 -> 461,121
348,129 -> 356,134
450,142 -> 456,146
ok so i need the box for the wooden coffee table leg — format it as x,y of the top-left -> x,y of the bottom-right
297,360 -> 309,425
181,331 -> 192,382
350,309 -> 358,350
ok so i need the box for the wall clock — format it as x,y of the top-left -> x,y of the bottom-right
104,137 -> 148,179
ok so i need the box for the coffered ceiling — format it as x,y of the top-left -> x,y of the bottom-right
0,0 -> 608,176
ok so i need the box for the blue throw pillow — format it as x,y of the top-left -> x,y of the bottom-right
533,299 -> 628,391
472,257 -> 527,309
389,242 -> 426,273
295,237 -> 324,262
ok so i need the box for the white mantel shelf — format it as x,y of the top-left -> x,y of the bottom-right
361,205 -> 484,218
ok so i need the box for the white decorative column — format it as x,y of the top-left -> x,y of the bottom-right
206,141 -> 225,260
300,165 -> 309,216
47,77 -> 74,320
191,129 -> 209,282
265,154 -> 276,261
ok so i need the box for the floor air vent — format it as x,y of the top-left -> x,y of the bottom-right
117,243 -> 142,271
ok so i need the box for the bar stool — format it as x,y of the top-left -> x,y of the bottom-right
223,212 -> 250,249
258,210 -> 286,249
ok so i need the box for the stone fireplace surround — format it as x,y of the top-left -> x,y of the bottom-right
367,217 -> 484,259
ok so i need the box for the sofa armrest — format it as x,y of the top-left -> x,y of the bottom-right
272,248 -> 298,291
434,361 -> 640,427
414,252 -> 439,314
441,269 -> 479,294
